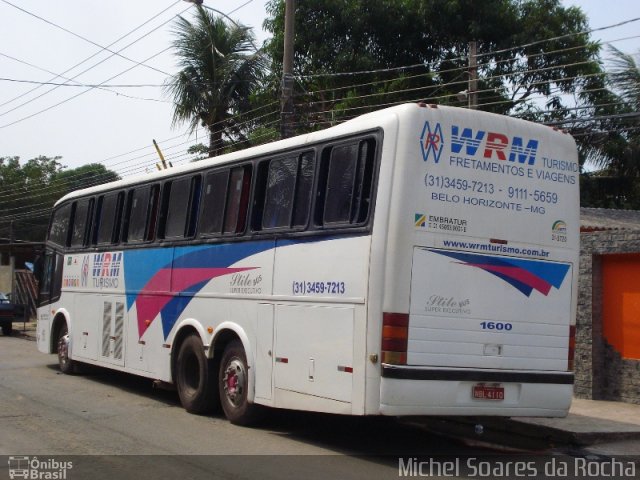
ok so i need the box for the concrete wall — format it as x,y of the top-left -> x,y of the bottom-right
576,231 -> 640,404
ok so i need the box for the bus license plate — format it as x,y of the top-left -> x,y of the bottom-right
473,384 -> 504,400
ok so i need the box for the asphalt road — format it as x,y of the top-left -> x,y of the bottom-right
0,335 -> 566,480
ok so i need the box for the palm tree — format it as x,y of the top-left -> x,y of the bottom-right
609,47 -> 640,111
600,47 -> 640,178
165,6 -> 264,157
579,47 -> 640,208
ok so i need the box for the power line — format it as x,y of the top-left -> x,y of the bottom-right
295,23 -> 640,80
0,108 -> 281,205
0,1 -> 182,111
0,45 -> 173,128
0,2 -> 189,119
0,0 -> 173,77
0,1 -> 265,128
545,111 -> 640,125
2,14 -> 639,217
0,52 -> 170,105
0,78 -> 167,88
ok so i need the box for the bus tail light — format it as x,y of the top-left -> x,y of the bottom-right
568,325 -> 576,371
381,312 -> 409,365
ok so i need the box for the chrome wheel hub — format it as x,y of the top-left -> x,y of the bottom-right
222,359 -> 245,407
58,333 -> 70,366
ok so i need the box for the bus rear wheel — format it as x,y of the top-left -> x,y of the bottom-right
175,334 -> 219,414
57,324 -> 76,374
219,340 -> 263,426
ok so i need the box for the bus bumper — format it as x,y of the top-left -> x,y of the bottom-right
379,365 -> 573,417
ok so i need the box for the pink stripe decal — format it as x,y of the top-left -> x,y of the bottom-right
171,267 -> 254,292
136,266 -> 256,337
462,263 -> 553,296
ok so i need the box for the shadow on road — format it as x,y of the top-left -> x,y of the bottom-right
42,361 -> 540,462
45,362 -> 181,407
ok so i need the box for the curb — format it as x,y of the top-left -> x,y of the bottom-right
406,416 -> 640,450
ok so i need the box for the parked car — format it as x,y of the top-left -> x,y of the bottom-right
0,292 -> 23,336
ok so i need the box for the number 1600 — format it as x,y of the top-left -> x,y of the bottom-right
480,321 -> 513,331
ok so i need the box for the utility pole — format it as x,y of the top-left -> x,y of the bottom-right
468,41 -> 478,109
9,220 -> 14,298
280,0 -> 295,139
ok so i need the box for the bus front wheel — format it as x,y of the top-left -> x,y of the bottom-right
57,324 -> 76,374
219,340 -> 263,426
175,334 -> 219,414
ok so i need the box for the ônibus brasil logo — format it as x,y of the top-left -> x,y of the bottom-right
419,122 -> 540,165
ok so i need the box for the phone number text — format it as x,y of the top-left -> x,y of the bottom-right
425,174 -> 495,194
292,281 -> 346,295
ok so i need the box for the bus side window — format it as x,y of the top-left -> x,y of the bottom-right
262,156 -> 298,229
351,139 -> 375,223
187,176 -> 202,238
48,204 -> 72,247
223,165 -> 252,234
199,170 -> 229,236
254,150 -> 315,232
318,138 -> 376,226
163,175 -> 201,239
96,192 -> 123,245
125,186 -> 158,243
146,185 -> 160,242
292,151 -> 315,227
70,198 -> 94,247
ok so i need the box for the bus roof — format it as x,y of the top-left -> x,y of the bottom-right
54,103 -> 569,206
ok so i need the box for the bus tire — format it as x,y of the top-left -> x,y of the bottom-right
219,340 -> 263,426
57,324 -> 76,374
2,323 -> 12,336
176,334 -> 219,414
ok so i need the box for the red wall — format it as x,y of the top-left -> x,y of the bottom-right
602,254 -> 640,359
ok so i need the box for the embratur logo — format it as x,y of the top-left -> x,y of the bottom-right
552,220 -> 567,234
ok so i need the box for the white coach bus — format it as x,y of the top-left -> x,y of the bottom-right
36,103 -> 579,424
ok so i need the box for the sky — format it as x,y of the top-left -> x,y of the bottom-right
0,0 -> 639,178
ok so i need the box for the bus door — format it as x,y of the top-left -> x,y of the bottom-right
35,248 -> 64,354
36,248 -> 64,308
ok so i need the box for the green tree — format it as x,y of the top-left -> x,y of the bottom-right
0,158 -> 120,242
0,156 -> 65,241
54,163 -> 119,192
579,47 -> 640,208
263,0 -> 601,133
165,6 -> 265,157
